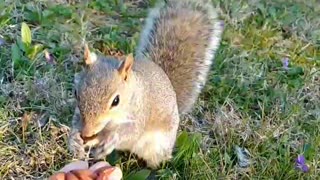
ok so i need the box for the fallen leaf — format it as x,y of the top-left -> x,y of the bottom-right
126,169 -> 151,180
21,22 -> 32,47
21,112 -> 33,143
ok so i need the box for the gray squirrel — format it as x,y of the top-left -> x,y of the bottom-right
68,0 -> 224,169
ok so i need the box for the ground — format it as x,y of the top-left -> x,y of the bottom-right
0,0 -> 319,179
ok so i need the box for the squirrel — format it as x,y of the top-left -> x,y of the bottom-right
68,0 -> 224,169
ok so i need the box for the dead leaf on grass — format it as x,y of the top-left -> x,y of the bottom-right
21,112 -> 34,143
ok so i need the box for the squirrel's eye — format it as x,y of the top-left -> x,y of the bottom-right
111,95 -> 120,107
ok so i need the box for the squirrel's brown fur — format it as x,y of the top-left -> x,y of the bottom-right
68,0 -> 224,169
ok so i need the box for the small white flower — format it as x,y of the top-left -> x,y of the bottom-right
235,145 -> 251,168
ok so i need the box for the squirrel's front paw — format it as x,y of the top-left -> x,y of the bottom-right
68,131 -> 86,159
91,133 -> 119,160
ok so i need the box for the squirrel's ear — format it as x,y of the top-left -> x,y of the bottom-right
84,44 -> 97,65
118,53 -> 134,81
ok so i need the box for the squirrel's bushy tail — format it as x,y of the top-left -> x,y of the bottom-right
136,0 -> 224,114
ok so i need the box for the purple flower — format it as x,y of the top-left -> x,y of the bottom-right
219,21 -> 225,29
295,155 -> 309,173
44,49 -> 56,65
0,38 -> 5,46
282,57 -> 289,70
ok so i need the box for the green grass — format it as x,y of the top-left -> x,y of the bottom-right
0,0 -> 319,179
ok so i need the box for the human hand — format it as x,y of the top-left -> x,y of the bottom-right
49,160 -> 122,180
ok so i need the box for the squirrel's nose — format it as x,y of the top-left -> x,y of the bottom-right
80,131 -> 97,143
80,126 -> 93,139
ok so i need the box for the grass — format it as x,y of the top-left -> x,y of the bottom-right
0,0 -> 319,179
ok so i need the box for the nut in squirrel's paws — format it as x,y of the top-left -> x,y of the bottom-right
90,133 -> 119,159
68,131 -> 86,159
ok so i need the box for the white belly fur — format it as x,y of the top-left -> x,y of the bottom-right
131,131 -> 174,168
